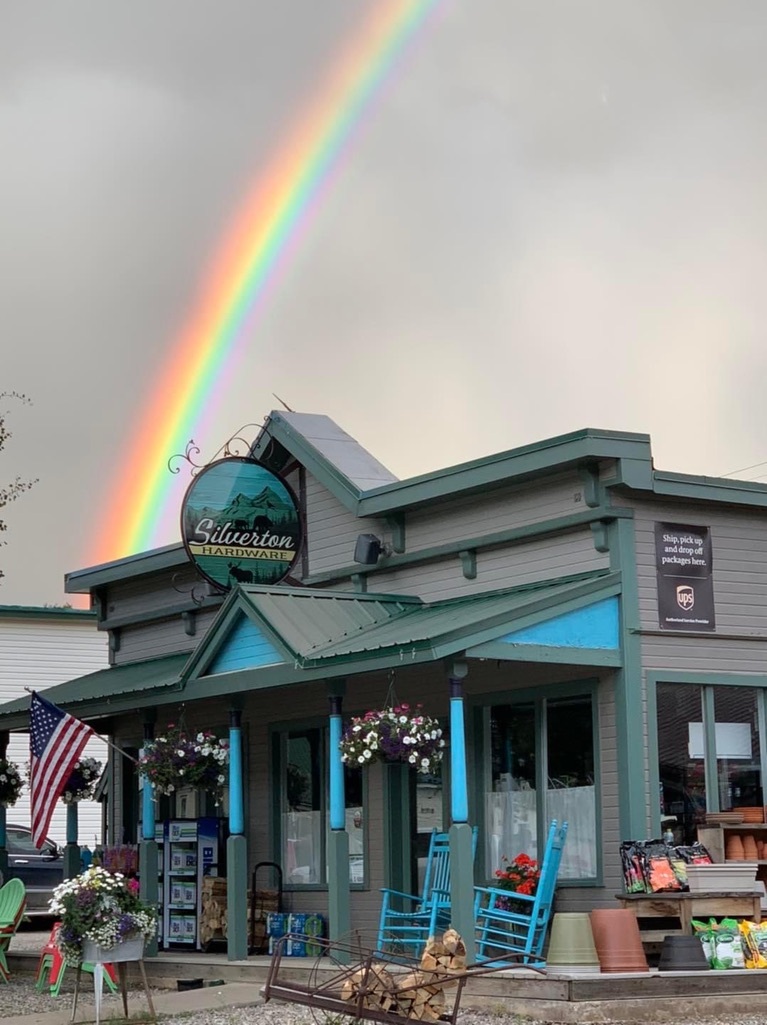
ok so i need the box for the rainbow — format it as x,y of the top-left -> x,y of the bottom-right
91,0 -> 441,565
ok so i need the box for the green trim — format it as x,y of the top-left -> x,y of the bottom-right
464,641 -> 621,666
646,673 -> 661,837
609,517 -> 646,838
65,543 -> 190,594
305,508 -> 631,587
578,462 -> 602,508
458,550 -> 477,580
646,670 -> 767,688
0,605 -> 95,620
358,431 -> 652,516
99,596 -> 223,631
652,470 -> 767,509
383,763 -> 415,895
703,687 -> 718,813
468,677 -> 603,887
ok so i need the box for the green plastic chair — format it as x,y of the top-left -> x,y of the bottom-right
0,878 -> 27,982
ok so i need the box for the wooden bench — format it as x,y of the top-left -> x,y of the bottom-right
615,891 -> 762,943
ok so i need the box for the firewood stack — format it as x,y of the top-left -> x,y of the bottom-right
199,877 -> 228,947
338,929 -> 467,1022
340,964 -> 397,1013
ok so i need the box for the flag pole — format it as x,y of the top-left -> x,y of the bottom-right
24,688 -> 138,763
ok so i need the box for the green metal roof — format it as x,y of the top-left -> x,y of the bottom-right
185,571 -> 618,683
0,653 -> 187,729
301,573 -> 620,665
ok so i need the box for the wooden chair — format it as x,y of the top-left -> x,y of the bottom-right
377,827 -> 478,958
474,819 -> 568,966
0,878 -> 27,982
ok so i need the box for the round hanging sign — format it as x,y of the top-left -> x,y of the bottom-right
180,457 -> 302,590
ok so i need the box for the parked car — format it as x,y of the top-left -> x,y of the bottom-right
2,823 -> 63,915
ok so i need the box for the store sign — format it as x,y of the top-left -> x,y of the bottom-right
655,522 -> 715,631
181,457 -> 301,590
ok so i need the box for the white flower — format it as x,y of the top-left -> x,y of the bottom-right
357,755 -> 365,764
421,758 -> 430,768
0,775 -> 6,783
217,775 -> 225,784
363,750 -> 372,760
176,749 -> 185,758
408,754 -> 417,764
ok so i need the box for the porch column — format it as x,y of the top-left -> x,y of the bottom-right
227,707 -> 248,961
0,732 -> 8,884
139,717 -> 159,957
448,661 -> 475,964
327,681 -> 350,958
63,802 -> 80,879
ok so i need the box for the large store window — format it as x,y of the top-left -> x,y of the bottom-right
279,727 -> 366,887
485,692 -> 597,882
657,683 -> 765,844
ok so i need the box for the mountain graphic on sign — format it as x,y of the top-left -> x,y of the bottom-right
184,486 -> 296,529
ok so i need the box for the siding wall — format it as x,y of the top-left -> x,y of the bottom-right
615,494 -> 767,833
0,614 -> 108,846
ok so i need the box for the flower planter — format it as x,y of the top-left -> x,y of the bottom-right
686,863 -> 758,893
82,936 -> 145,963
590,909 -> 649,973
546,912 -> 600,973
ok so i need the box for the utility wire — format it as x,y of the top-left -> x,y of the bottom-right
720,458 -> 767,478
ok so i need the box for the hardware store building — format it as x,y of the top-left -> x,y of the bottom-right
1,411 -> 766,960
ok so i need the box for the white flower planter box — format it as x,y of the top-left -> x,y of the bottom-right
82,936 -> 145,964
686,862 -> 758,893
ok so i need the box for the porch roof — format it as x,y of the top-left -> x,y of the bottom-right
0,571 -> 620,730
0,652 -> 188,729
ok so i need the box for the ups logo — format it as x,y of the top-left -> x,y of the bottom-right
676,584 -> 694,611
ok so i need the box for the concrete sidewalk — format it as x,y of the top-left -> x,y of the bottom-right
0,981 -> 265,1025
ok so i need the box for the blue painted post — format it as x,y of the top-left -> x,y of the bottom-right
0,732 -> 7,885
139,719 -> 159,956
448,666 -> 475,963
329,696 -> 345,831
327,687 -> 350,958
449,677 -> 469,824
227,708 -> 247,960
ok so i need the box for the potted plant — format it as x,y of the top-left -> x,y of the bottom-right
138,725 -> 230,805
50,866 -> 157,965
60,756 -> 102,804
493,852 -> 541,912
0,757 -> 23,807
339,703 -> 446,775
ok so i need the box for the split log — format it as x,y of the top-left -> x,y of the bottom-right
340,964 -> 397,1012
419,930 -> 467,986
394,971 -> 446,1021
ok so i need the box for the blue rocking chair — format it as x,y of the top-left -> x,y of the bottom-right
377,827 -> 478,958
474,819 -> 568,966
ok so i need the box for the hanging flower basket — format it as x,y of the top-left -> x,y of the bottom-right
339,704 -> 446,775
138,725 -> 230,805
0,757 -> 23,808
60,756 -> 102,804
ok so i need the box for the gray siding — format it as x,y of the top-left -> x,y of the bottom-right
114,608 -> 219,665
303,474 -> 388,577
371,529 -> 609,602
403,471 -> 590,550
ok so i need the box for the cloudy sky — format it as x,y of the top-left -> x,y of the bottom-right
2,0 -> 767,607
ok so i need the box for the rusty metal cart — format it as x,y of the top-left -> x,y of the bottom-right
262,934 -> 544,1024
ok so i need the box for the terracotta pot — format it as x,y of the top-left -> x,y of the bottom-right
590,909 -> 649,973
546,913 -> 600,973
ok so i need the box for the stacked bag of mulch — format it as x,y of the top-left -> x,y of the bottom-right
693,918 -> 767,970
620,839 -> 713,893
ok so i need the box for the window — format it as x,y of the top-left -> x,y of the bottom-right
485,692 -> 597,882
277,726 -> 366,887
657,682 -> 765,844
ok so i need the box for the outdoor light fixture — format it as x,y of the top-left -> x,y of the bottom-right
353,533 -> 392,565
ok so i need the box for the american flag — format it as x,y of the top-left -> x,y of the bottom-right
29,692 -> 95,849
